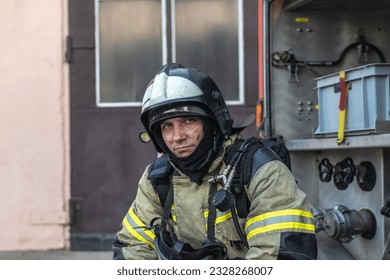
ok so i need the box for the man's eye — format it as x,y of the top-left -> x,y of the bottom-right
161,123 -> 171,130
184,117 -> 196,124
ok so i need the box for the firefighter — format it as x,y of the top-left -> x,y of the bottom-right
113,63 -> 317,260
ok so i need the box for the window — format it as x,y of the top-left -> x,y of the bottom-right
95,0 -> 243,107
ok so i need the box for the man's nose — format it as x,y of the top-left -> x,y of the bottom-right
172,125 -> 185,141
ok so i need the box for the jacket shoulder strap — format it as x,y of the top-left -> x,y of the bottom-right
227,137 -> 287,218
225,138 -> 263,218
148,154 -> 174,208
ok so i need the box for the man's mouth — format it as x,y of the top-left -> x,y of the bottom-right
173,145 -> 193,155
174,145 -> 190,151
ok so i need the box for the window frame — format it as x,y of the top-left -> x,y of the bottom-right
94,0 -> 244,107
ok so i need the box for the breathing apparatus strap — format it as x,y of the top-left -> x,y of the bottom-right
227,138 -> 261,249
148,154 -> 173,208
160,184 -> 174,229
153,181 -> 228,260
206,183 -> 217,242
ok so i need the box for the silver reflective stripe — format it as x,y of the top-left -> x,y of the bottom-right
143,74 -> 203,110
150,106 -> 207,125
245,209 -> 315,241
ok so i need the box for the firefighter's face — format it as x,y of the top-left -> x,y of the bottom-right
160,116 -> 204,157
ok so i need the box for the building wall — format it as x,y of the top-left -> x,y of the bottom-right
0,0 -> 70,250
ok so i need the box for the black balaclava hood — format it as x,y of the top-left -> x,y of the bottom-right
154,117 -> 221,185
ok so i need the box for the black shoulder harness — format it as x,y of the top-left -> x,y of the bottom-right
226,137 -> 283,218
147,154 -> 173,208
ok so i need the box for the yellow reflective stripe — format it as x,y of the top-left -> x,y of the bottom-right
245,209 -> 315,241
204,209 -> 235,231
247,222 -> 315,241
216,212 -> 232,224
123,208 -> 155,249
203,210 -> 208,230
245,209 -> 313,230
128,208 -> 156,240
123,217 -> 155,249
171,204 -> 177,222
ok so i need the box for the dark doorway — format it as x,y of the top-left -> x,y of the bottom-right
68,0 -> 157,250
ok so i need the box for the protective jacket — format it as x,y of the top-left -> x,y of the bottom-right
113,134 -> 317,260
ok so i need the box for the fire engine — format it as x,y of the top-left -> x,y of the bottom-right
258,0 -> 390,259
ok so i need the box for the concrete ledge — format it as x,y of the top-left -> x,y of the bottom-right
0,250 -> 112,260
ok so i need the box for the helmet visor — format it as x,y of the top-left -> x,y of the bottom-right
149,105 -> 209,129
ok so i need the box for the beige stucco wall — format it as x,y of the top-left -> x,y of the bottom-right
0,0 -> 70,250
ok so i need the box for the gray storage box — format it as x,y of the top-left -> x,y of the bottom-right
314,63 -> 390,136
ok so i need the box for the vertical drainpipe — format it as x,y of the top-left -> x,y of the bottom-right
161,0 -> 168,64
257,0 -> 271,137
